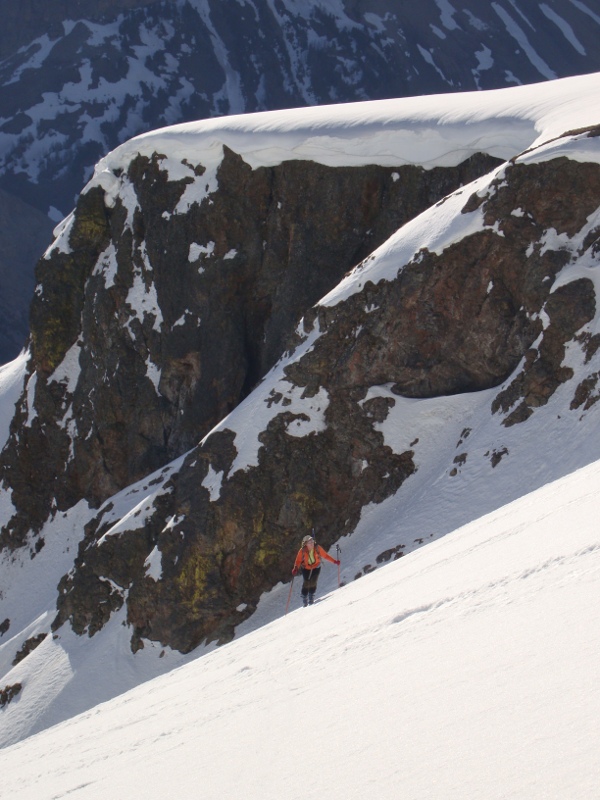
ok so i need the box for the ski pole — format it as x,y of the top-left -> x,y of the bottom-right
336,544 -> 341,587
285,576 -> 295,615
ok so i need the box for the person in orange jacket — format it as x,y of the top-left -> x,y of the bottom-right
292,534 -> 339,606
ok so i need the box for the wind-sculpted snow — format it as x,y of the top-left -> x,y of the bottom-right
85,71 -> 600,192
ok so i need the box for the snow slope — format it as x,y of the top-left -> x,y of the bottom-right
1,460 -> 599,799
1,73 -> 600,750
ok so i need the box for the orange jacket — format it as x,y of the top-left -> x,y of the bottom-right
294,543 -> 337,571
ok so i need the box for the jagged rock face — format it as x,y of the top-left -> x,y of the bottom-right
0,148 -> 500,548
304,156 -> 600,402
52,132 -> 600,652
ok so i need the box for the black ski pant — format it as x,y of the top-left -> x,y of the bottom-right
301,567 -> 321,598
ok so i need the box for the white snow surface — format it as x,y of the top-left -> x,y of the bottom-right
1,460 -> 599,799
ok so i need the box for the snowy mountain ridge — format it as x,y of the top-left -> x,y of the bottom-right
4,0 -> 600,216
0,73 -> 600,750
85,70 -> 600,186
1,0 -> 600,363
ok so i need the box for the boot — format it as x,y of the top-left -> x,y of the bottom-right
302,594 -> 308,607
308,592 -> 315,605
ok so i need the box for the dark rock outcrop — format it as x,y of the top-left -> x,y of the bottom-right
0,683 -> 21,708
50,130 -> 600,652
12,633 -> 47,666
0,148 -> 500,551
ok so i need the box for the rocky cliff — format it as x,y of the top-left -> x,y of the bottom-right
0,142 -> 501,545
1,81 -> 600,746
48,126 -> 600,651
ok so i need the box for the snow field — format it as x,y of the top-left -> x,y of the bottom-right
1,458 -> 599,798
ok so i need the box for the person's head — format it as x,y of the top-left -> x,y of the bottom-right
302,534 -> 314,549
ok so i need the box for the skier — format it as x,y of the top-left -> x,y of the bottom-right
292,534 -> 340,606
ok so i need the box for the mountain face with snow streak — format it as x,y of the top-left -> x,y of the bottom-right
1,74 -> 600,744
3,149 -> 498,542
1,0 -> 600,363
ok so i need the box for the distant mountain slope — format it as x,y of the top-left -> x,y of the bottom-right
0,75 -> 599,746
3,0 -> 600,216
0,0 -> 600,361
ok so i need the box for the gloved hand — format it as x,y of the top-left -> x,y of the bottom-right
292,567 -> 298,576
335,559 -> 340,565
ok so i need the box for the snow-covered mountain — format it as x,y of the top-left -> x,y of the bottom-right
0,72 -> 600,749
1,0 -> 600,362
3,0 -> 600,218
1,461 -> 599,798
